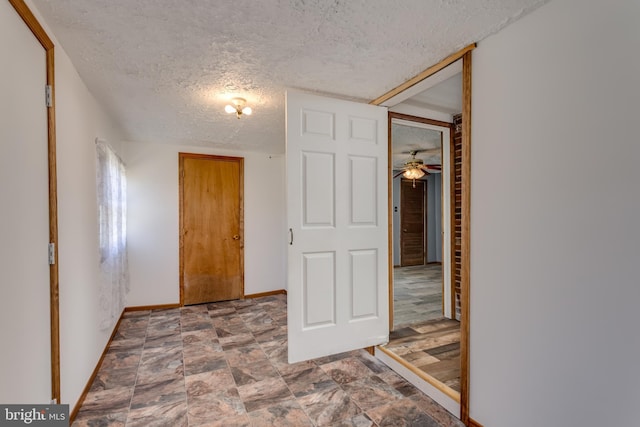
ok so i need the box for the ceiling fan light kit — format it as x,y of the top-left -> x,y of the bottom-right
403,168 -> 425,180
394,150 -> 443,188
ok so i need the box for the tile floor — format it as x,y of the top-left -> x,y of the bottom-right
72,294 -> 464,427
393,264 -> 443,329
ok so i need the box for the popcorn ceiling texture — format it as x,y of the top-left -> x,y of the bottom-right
32,0 -> 548,153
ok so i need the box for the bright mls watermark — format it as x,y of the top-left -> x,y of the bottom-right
0,405 -> 69,426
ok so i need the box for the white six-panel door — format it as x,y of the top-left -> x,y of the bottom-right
286,90 -> 388,363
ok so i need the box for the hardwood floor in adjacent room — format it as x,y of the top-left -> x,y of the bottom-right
384,318 -> 461,393
391,265 -> 460,394
393,264 -> 443,329
71,294 -> 464,426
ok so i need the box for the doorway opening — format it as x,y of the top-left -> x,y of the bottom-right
391,117 -> 453,328
385,111 -> 460,400
373,48 -> 472,422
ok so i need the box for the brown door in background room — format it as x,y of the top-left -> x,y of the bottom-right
179,153 -> 244,305
400,179 -> 426,266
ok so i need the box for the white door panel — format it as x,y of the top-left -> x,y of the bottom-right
287,90 -> 388,363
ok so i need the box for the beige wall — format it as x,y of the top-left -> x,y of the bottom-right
125,142 -> 287,306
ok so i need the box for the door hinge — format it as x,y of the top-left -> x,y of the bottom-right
45,85 -> 52,107
48,242 -> 55,265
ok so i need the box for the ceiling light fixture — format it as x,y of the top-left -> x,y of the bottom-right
402,167 -> 425,188
402,168 -> 425,180
225,97 -> 252,119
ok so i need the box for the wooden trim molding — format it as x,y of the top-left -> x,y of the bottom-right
377,346 -> 460,401
469,418 -> 484,427
244,289 -> 287,299
9,0 -> 60,404
70,302 -> 187,422
388,112 -> 452,128
70,310 -> 125,422
370,43 -> 476,106
387,113 -> 395,331
8,0 -> 54,49
125,303 -> 181,312
459,50 -> 473,426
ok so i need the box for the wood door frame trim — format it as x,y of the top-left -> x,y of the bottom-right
9,0 -> 60,403
370,44 -> 476,106
374,44 -> 474,425
178,153 -> 245,306
459,50 -> 472,425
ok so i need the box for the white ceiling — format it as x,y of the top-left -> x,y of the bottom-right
391,124 -> 442,170
32,0 -> 549,153
405,73 -> 463,116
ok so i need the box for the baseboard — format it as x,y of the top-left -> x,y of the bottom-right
69,309 -> 125,423
69,294 -> 286,421
125,303 -> 180,311
469,418 -> 484,427
245,289 -> 287,299
70,303 -> 183,422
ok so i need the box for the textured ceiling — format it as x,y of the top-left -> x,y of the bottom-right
32,0 -> 549,153
392,124 -> 442,170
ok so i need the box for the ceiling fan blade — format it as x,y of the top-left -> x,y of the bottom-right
423,164 -> 442,170
393,170 -> 404,178
400,147 -> 440,155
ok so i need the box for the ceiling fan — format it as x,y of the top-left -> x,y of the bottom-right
393,150 -> 441,187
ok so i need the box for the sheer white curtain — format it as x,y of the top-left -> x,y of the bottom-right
95,138 -> 129,330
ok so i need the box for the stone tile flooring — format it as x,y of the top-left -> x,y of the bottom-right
393,265 -> 443,329
72,294 -> 464,427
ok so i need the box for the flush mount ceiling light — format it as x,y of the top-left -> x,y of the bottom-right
225,97 -> 252,119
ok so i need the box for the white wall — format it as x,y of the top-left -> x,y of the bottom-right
470,0 -> 640,426
55,37 -> 126,409
7,0 -> 128,409
392,176 -> 401,266
126,142 -> 287,306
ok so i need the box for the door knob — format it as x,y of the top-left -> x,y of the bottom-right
232,235 -> 240,240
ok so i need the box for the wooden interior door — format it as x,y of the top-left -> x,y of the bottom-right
400,179 -> 426,266
180,154 -> 244,305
